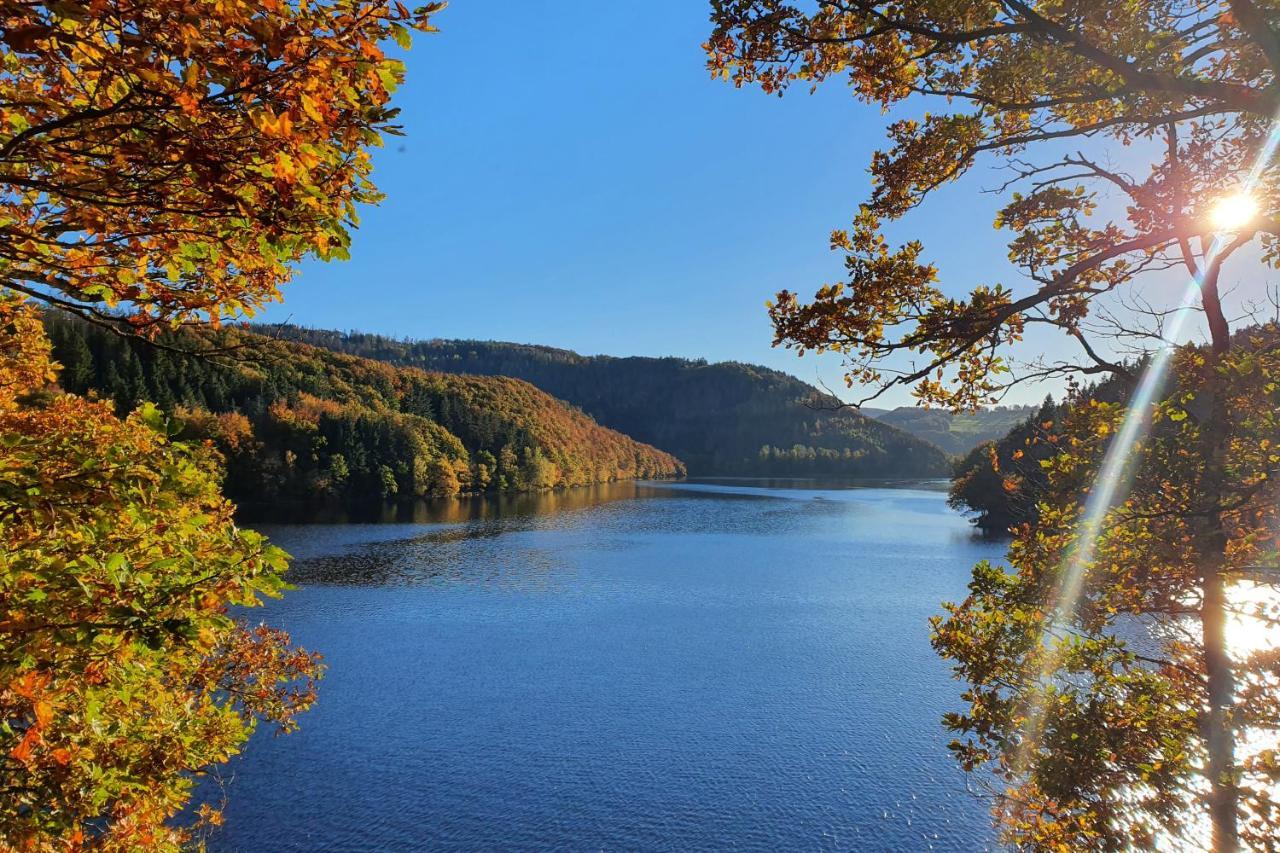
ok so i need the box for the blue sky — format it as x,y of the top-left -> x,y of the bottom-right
258,1 -> 1056,408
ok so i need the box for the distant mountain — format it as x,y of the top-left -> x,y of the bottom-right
265,328 -> 952,479
861,405 -> 1040,456
44,315 -> 683,512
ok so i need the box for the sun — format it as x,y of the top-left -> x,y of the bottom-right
1210,192 -> 1261,231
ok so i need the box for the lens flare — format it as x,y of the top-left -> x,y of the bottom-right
1210,192 -> 1260,231
1010,116 -> 1280,787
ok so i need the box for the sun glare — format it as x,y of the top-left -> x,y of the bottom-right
1210,191 -> 1261,230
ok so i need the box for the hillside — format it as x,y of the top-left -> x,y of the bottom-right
861,405 -> 1039,456
264,328 -> 952,478
44,315 -> 683,512
945,373 -> 1129,534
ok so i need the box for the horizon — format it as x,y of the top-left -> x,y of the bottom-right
260,319 -> 1045,412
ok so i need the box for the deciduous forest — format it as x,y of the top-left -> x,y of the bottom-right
265,328 -> 952,478
44,315 -> 684,511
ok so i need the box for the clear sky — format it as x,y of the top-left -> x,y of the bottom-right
257,1 -> 1063,408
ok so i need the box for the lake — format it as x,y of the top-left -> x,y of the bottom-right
201,480 -> 1004,851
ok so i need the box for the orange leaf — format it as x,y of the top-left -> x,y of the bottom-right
10,728 -> 40,764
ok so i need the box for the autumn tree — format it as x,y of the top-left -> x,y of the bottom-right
708,2 -> 1280,850
0,294 -> 320,848
947,396 -> 1060,534
0,1 -> 443,848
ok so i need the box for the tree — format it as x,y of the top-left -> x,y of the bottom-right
708,3 -> 1280,849
377,463 -> 399,498
45,323 -> 93,391
472,449 -> 497,491
0,1 -> 444,847
3,0 -> 443,335
499,444 -> 521,491
948,396 -> 1060,535
424,456 -> 461,497
329,451 -> 352,488
1,295 -> 321,848
934,338 -> 1280,851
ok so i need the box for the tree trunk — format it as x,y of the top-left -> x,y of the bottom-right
1199,270 -> 1238,853
1203,554 -> 1237,853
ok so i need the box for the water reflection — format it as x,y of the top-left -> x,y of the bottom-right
241,477 -> 955,526
277,480 -> 962,589
1131,573 -> 1280,845
1226,578 -> 1280,660
244,480 -> 678,525
1228,579 -> 1280,849
289,526 -> 567,590
206,481 -> 1004,852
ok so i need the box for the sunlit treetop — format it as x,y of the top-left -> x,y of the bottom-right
0,0 -> 444,333
707,1 -> 1280,408
0,288 -> 55,406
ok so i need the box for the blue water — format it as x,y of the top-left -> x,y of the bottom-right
202,481 -> 1002,851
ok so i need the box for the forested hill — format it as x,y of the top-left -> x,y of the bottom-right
263,328 -> 952,478
44,315 -> 683,513
861,405 -> 1039,455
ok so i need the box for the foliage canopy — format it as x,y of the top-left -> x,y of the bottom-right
45,315 -> 685,510
3,0 -> 442,333
708,0 -> 1280,407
